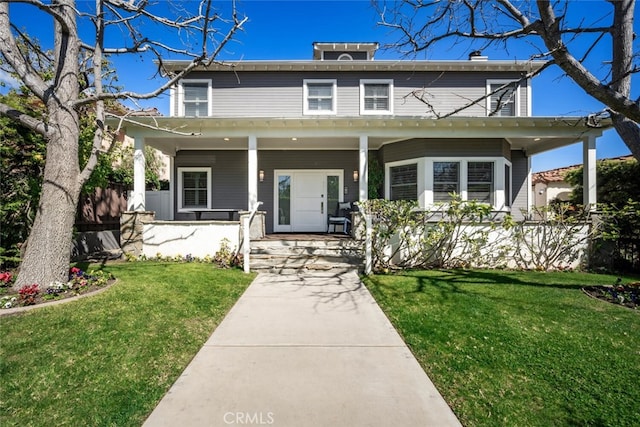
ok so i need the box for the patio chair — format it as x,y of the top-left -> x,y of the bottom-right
328,202 -> 353,234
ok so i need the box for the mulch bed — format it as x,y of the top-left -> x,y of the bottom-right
582,282 -> 640,310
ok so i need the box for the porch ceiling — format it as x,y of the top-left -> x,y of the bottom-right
115,115 -> 611,156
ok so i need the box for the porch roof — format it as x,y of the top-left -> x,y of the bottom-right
112,115 -> 611,156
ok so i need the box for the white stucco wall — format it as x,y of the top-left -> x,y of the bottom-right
376,222 -> 591,270
142,221 -> 240,258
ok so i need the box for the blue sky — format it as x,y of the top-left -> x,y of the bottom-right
3,0 -> 636,172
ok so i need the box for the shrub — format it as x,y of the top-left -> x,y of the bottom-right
358,196 -> 506,272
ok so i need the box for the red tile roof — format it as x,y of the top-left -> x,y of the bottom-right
532,155 -> 634,184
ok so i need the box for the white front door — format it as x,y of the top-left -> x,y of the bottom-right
274,170 -> 343,232
293,172 -> 326,232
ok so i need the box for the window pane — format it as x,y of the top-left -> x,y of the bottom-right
184,103 -> 207,117
307,83 -> 333,112
184,83 -> 208,101
490,83 -> 516,116
308,84 -> 332,97
433,162 -> 459,202
365,84 -> 388,97
182,171 -> 208,208
327,175 -> 339,217
364,83 -> 390,111
390,164 -> 417,200
308,98 -> 333,111
278,175 -> 291,225
183,82 -> 208,116
468,162 -> 494,204
505,164 -> 511,207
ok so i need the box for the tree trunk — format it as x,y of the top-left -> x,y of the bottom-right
611,113 -> 640,162
14,109 -> 81,290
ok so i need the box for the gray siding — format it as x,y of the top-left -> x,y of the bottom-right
380,138 -> 508,163
174,150 -> 248,220
258,150 -> 360,233
510,150 -> 529,220
175,70 -> 529,118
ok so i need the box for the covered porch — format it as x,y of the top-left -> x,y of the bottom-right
116,115 -> 608,268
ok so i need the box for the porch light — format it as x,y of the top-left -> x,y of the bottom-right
353,170 -> 359,182
259,170 -> 265,182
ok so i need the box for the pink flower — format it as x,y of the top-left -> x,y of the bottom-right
0,272 -> 12,283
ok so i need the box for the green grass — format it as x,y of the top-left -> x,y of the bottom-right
363,270 -> 640,427
0,262 -> 254,427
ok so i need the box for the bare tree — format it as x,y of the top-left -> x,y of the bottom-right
0,0 -> 247,289
376,0 -> 640,161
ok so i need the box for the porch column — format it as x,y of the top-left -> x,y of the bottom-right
131,134 -> 146,211
168,155 -> 175,220
583,135 -> 597,210
248,135 -> 258,210
359,135 -> 368,202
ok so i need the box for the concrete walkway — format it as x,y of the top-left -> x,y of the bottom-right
143,270 -> 461,427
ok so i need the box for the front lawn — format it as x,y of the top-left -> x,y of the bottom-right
0,262 -> 254,426
363,270 -> 640,427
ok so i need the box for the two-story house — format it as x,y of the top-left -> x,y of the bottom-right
120,42 -> 607,250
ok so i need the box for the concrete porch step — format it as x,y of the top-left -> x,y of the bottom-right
249,237 -> 364,273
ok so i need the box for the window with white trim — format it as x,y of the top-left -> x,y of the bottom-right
360,79 -> 393,114
180,80 -> 210,117
467,161 -> 494,205
433,162 -> 460,202
427,158 -> 510,209
390,163 -> 418,200
487,80 -> 519,116
177,167 -> 211,210
303,79 -> 336,114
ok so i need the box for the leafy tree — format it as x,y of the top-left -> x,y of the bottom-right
565,157 -> 639,206
0,88 -> 164,268
376,0 -> 640,161
0,92 -> 46,266
565,157 -> 639,271
0,1 -> 246,289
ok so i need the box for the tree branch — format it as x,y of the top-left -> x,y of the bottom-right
0,101 -> 50,137
535,0 -> 640,124
0,3 -> 48,99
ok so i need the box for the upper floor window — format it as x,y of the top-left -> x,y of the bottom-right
179,80 -> 210,117
487,80 -> 519,117
360,79 -> 393,115
303,79 -> 337,115
390,163 -> 417,200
